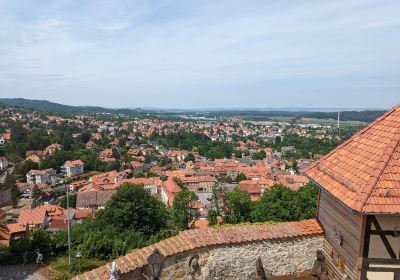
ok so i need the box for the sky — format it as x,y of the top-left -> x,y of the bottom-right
0,0 -> 399,109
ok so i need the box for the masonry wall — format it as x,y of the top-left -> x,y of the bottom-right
0,188 -> 11,207
74,219 -> 324,280
123,235 -> 323,280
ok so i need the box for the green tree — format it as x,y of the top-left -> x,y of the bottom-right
60,194 -> 77,209
252,150 -> 266,160
1,174 -> 18,207
184,153 -> 195,162
14,160 -> 38,181
11,123 -> 28,143
223,188 -> 252,224
171,189 -> 199,230
95,183 -> 170,236
250,184 -> 318,222
235,173 -> 247,182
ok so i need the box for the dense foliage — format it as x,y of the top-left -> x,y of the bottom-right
273,134 -> 341,159
150,131 -> 235,159
171,189 -> 199,230
212,183 -> 319,224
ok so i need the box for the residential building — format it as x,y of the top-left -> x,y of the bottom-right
62,159 -> 84,177
0,156 -> 9,170
0,223 -> 28,246
26,168 -> 56,185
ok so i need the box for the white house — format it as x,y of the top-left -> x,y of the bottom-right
26,169 -> 57,185
62,160 -> 84,177
0,156 -> 9,170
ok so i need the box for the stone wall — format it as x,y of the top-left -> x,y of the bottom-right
156,235 -> 323,280
74,219 -> 324,280
0,188 -> 11,207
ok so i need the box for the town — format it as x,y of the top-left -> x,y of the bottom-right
1,1 -> 399,279
0,100 -> 372,279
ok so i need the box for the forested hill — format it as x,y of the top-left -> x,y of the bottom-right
0,97 -> 385,122
0,98 -> 143,115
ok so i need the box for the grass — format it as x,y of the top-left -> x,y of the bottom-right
47,256 -> 107,279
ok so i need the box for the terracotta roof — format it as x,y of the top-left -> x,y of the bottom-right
64,160 -> 84,168
19,208 -> 47,226
305,104 -> 400,214
162,179 -> 181,194
73,219 -> 323,280
76,190 -> 116,208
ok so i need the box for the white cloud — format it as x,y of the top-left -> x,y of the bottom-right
0,0 -> 399,108
101,21 -> 130,31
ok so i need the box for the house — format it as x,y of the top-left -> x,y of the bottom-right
239,178 -> 275,201
62,160 -> 84,177
278,174 -> 309,190
19,207 -> 49,229
305,104 -> 400,280
0,156 -> 9,170
26,150 -> 48,163
0,133 -> 11,147
19,205 -> 71,231
76,190 -> 116,209
180,176 -> 216,193
26,168 -> 56,185
0,223 -> 28,246
85,140 -> 95,149
130,161 -> 144,174
160,179 -> 181,206
45,143 -> 62,155
114,178 -> 162,196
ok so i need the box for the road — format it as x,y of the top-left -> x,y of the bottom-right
0,264 -> 47,280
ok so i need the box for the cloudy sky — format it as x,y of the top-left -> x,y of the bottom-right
0,0 -> 399,109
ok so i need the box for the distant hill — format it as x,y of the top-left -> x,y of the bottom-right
0,98 -> 385,122
0,98 -> 142,115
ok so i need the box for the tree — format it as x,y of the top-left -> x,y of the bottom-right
223,188 -> 252,224
250,184 -> 318,222
184,153 -> 195,163
14,160 -> 38,181
95,183 -> 170,236
173,177 -> 186,190
252,150 -> 266,160
1,174 -> 18,207
11,123 -> 27,143
235,173 -> 247,182
171,189 -> 199,230
60,194 -> 77,209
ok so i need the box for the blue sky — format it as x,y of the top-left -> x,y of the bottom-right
0,0 -> 399,109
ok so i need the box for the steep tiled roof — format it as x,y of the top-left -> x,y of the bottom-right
19,208 -> 47,226
305,104 -> 400,214
73,219 -> 323,280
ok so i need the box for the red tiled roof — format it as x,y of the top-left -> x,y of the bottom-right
64,160 -> 84,168
73,219 -> 323,280
305,104 -> 400,214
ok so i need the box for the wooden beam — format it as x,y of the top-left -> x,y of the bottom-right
367,267 -> 400,273
364,258 -> 400,265
361,216 -> 372,280
371,216 -> 397,259
370,230 -> 398,236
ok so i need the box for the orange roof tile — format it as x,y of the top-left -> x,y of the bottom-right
305,104 -> 400,214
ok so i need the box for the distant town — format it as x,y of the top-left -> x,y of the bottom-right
0,99 -> 388,279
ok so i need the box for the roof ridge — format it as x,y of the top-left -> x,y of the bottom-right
361,124 -> 400,212
303,104 -> 400,174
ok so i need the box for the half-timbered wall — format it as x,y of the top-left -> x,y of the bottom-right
364,216 -> 400,280
318,190 -> 363,280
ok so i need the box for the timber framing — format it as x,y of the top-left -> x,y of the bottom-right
361,215 -> 400,280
